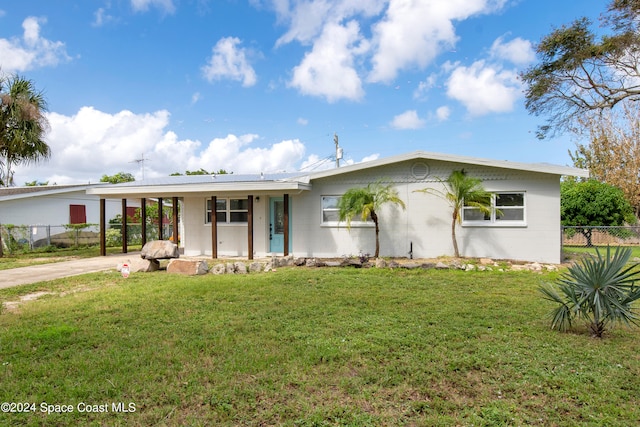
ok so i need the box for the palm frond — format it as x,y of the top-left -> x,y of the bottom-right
540,246 -> 640,336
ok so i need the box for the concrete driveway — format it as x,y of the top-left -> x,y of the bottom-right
0,253 -> 139,289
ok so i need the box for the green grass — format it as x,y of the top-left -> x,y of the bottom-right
563,245 -> 640,260
1,268 -> 640,426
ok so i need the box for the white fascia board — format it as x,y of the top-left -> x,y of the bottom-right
0,186 -> 94,202
86,181 -> 312,198
307,150 -> 589,179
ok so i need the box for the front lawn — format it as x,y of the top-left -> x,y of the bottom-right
1,267 -> 639,426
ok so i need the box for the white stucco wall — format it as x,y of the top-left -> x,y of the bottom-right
0,192 -> 123,226
292,159 -> 563,263
179,159 -> 564,263
181,195 -> 270,258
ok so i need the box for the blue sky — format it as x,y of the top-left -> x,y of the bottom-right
1,0 -> 603,184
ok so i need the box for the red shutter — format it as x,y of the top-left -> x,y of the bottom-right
70,204 -> 87,224
126,206 -> 137,220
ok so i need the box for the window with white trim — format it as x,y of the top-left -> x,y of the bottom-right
205,198 -> 248,224
462,192 -> 525,225
321,195 -> 372,226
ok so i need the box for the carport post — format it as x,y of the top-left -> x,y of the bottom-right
99,199 -> 106,256
211,196 -> 217,258
140,198 -> 147,247
158,197 -> 163,240
284,193 -> 289,257
247,195 -> 254,260
121,199 -> 128,254
172,197 -> 179,246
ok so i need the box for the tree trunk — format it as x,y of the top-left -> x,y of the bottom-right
581,228 -> 593,247
372,211 -> 380,258
452,211 -> 460,258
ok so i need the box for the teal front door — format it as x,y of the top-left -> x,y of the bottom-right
269,197 -> 290,253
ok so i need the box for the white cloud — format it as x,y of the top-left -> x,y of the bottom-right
413,74 -> 437,100
446,60 -> 522,116
192,134 -> 306,173
131,0 -> 176,14
13,107 -> 316,184
297,117 -> 308,125
92,8 -> 116,27
0,17 -> 71,73
191,92 -> 201,104
274,0 -> 386,47
435,106 -> 450,121
368,0 -> 507,83
202,37 -> 257,87
289,20 -> 367,102
390,110 -> 425,130
490,35 -> 535,65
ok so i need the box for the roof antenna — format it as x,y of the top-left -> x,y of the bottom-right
334,133 -> 343,168
130,153 -> 150,180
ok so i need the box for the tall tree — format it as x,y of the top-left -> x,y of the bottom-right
0,74 -> 50,186
418,170 -> 492,258
561,179 -> 636,246
521,0 -> 640,138
570,101 -> 640,216
337,181 -> 406,258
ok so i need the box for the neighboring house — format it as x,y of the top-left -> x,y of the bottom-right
0,184 -> 128,226
87,151 -> 589,263
0,184 -> 140,247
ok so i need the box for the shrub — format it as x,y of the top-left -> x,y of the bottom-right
540,246 -> 640,337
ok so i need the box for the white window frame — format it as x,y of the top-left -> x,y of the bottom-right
321,195 -> 373,228
205,198 -> 248,225
462,192 -> 526,227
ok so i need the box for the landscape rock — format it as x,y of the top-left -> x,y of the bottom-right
323,261 -> 342,267
435,262 -> 449,269
129,258 -> 160,272
141,240 -> 179,260
375,258 -> 387,268
210,263 -> 227,275
305,258 -> 318,267
401,263 -> 420,269
388,260 -> 400,269
166,259 -> 208,275
234,262 -> 247,274
249,262 -> 263,273
226,263 -> 236,274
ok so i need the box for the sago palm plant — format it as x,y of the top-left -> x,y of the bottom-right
540,246 -> 640,337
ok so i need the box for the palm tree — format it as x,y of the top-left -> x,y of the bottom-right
338,181 -> 406,258
0,74 -> 50,187
417,170 -> 492,258
540,246 -> 640,337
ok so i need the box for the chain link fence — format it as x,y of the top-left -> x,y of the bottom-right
0,223 -> 174,255
562,226 -> 640,247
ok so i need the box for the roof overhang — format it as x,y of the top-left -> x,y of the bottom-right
307,150 -> 589,179
86,181 -> 312,199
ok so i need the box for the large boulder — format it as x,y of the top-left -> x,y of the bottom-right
130,258 -> 160,272
141,240 -> 179,260
166,259 -> 208,275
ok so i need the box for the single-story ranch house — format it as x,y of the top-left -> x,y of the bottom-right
87,151 -> 589,264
